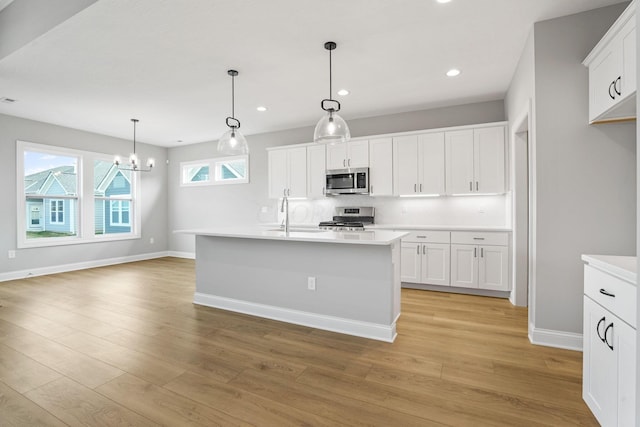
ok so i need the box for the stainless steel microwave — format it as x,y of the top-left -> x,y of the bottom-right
325,167 -> 369,195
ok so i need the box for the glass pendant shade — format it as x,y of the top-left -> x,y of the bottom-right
314,110 -> 351,144
217,127 -> 249,155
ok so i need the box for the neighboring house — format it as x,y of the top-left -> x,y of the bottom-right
24,164 -> 132,235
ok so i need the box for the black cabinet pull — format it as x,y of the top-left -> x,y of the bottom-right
609,80 -> 616,99
604,322 -> 614,351
614,76 -> 622,96
599,289 -> 615,298
596,316 -> 606,342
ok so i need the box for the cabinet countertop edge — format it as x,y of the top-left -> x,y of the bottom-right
582,254 -> 637,285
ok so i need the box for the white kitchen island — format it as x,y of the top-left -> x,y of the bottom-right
178,227 -> 407,342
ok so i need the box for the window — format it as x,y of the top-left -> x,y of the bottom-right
50,200 -> 64,224
180,155 -> 249,186
17,141 -> 140,248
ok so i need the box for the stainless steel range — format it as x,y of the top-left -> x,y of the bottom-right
319,207 -> 375,231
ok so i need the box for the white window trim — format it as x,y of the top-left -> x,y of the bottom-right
17,140 -> 141,248
180,155 -> 249,187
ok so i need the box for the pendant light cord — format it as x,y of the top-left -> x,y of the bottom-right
231,74 -> 235,119
329,47 -> 332,99
132,119 -> 137,154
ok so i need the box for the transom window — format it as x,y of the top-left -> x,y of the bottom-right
180,155 -> 249,186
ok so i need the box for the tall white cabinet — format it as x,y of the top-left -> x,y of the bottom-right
326,140 -> 369,169
582,255 -> 636,427
267,146 -> 307,199
369,138 -> 393,196
306,144 -> 327,198
445,126 -> 505,195
393,133 -> 445,196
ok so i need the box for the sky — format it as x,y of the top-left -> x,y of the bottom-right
24,150 -> 77,176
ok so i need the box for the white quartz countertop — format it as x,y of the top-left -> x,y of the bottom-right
176,227 -> 408,246
582,254 -> 637,285
367,224 -> 512,232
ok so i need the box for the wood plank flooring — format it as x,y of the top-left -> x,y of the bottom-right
0,257 -> 597,426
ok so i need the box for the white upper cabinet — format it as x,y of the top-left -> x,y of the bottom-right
369,138 -> 393,196
446,126 -> 505,195
393,132 -> 445,196
583,1 -> 636,124
306,144 -> 326,198
267,146 -> 307,199
326,140 -> 369,169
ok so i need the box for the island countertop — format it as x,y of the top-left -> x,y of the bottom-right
176,227 -> 408,245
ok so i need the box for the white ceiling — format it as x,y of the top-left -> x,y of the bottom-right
0,0 -> 625,147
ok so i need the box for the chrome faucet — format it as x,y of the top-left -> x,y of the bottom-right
280,190 -> 289,233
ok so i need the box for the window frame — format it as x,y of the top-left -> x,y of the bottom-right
17,140 -> 141,248
180,155 -> 249,187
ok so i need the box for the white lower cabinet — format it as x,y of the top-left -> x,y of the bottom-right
400,231 -> 450,286
450,232 -> 510,291
582,260 -> 636,426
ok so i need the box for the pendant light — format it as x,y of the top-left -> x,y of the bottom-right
313,41 -> 350,144
217,69 -> 249,155
114,119 -> 154,172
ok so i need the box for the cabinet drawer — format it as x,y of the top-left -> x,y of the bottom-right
451,231 -> 509,246
585,264 -> 637,328
400,230 -> 450,244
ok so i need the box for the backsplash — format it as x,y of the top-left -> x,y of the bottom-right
271,194 -> 510,227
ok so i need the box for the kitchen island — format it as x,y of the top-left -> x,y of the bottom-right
178,227 -> 407,342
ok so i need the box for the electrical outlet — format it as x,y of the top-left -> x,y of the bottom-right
8,250 -> 15,259
307,277 -> 316,291
149,237 -> 154,244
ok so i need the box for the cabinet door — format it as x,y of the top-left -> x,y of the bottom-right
347,140 -> 369,168
369,138 -> 393,196
287,147 -> 307,198
268,149 -> 288,199
326,143 -> 347,170
621,19 -> 636,98
307,144 -> 326,198
445,130 -> 474,195
474,127 -> 505,194
400,242 -> 421,283
616,316 -> 636,426
583,296 -> 618,427
421,243 -> 450,286
589,44 -> 621,122
450,244 -> 478,288
418,133 -> 445,195
393,135 -> 419,196
478,245 -> 509,291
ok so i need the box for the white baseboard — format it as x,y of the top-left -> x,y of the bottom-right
529,323 -> 583,351
194,292 -> 397,343
0,251 -> 171,282
167,251 -> 195,259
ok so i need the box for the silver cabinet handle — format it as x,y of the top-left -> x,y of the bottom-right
348,159 -> 351,167
474,247 -> 477,257
414,184 -> 417,192
469,181 -> 472,191
343,159 -> 346,167
423,245 -> 426,255
283,188 -> 287,196
416,245 -> 420,255
480,248 -> 484,257
473,237 -> 485,240
416,235 -> 427,239
419,183 -> 422,192
370,185 -> 373,194
476,181 -> 479,191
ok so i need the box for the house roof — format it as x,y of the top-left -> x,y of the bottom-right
25,163 -> 131,196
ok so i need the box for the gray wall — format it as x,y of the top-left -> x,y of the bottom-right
0,113 -> 168,276
506,3 -> 636,337
168,100 -> 505,254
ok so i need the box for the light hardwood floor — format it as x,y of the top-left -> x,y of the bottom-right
0,257 -> 596,426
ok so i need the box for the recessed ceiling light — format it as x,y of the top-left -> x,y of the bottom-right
257,106 -> 267,112
437,0 -> 452,3
446,68 -> 461,77
337,89 -> 350,96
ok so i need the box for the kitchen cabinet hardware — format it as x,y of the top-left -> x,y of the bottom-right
469,181 -> 472,191
476,181 -> 479,191
414,183 -> 417,192
604,323 -> 614,350
416,245 -> 420,255
599,288 -> 616,298
473,237 -> 485,240
422,245 -> 426,255
416,235 -> 427,239
480,248 -> 484,257
474,247 -> 477,257
348,159 -> 351,167
596,316 -> 606,341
